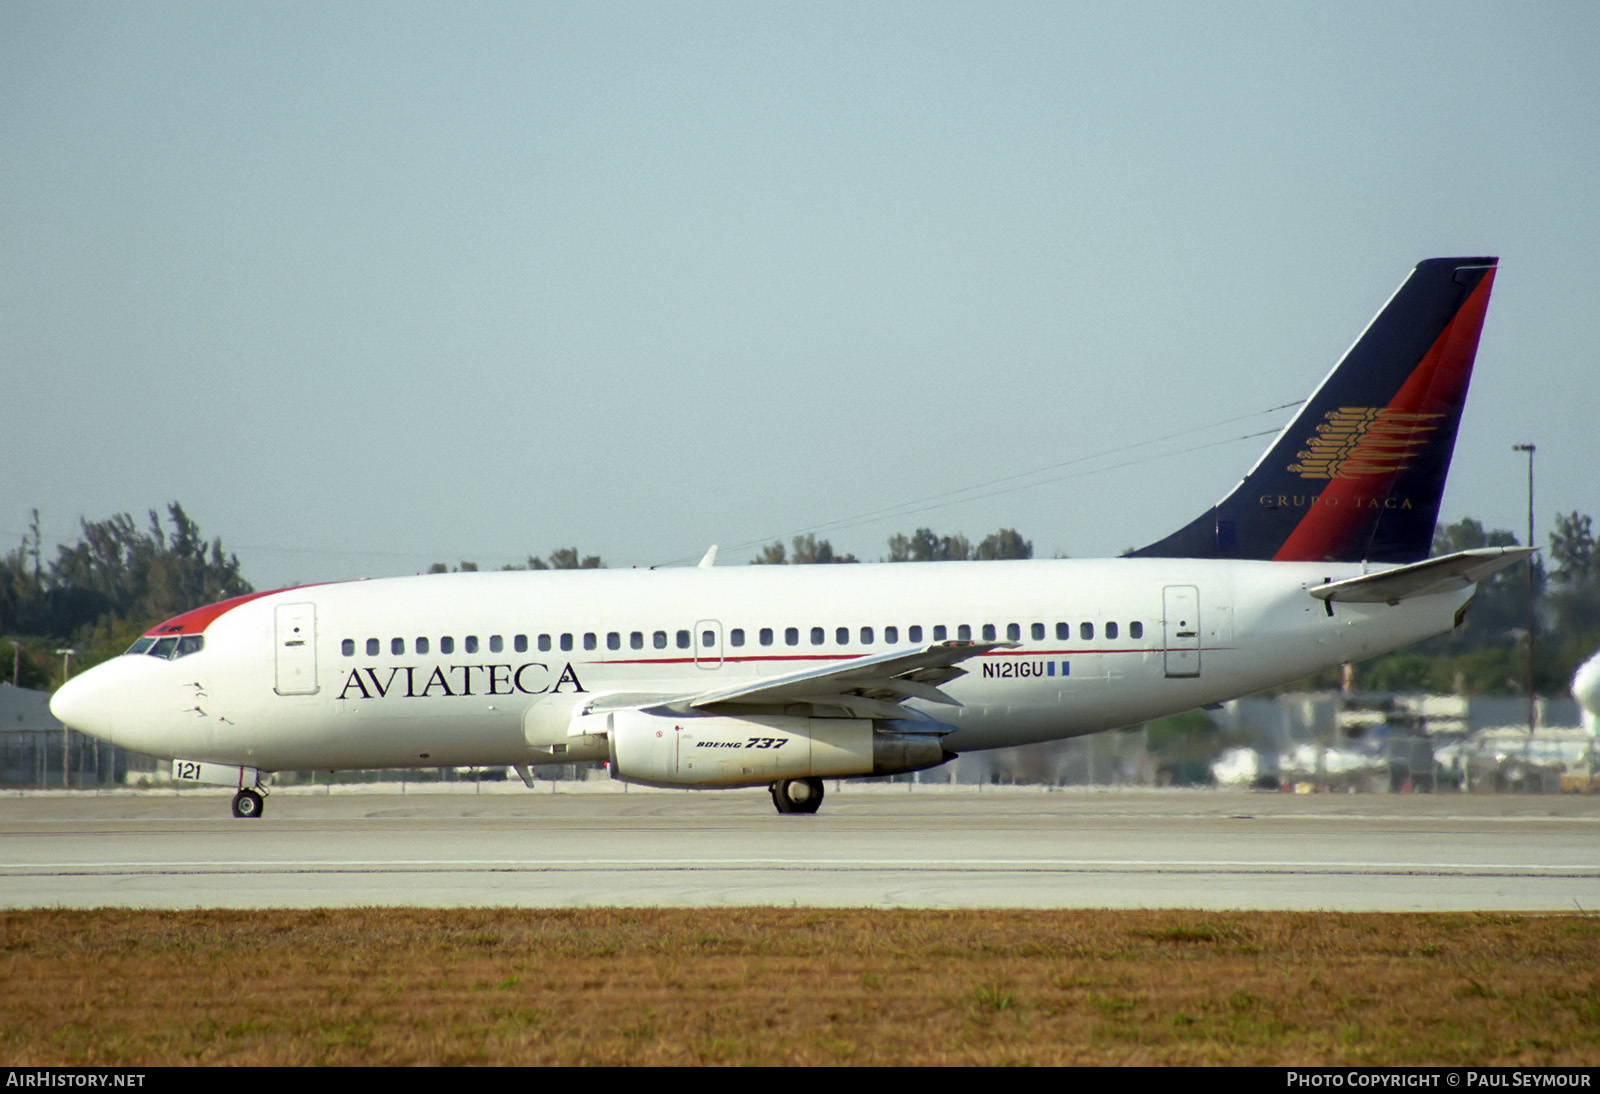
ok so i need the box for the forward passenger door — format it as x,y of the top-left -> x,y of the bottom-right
274,602 -> 319,695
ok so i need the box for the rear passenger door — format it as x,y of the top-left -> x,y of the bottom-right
1162,586 -> 1201,678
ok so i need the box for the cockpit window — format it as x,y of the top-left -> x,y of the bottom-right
130,634 -> 205,660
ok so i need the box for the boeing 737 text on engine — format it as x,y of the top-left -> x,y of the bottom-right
51,257 -> 1531,817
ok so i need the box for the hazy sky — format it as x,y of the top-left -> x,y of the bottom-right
4,3 -> 1595,588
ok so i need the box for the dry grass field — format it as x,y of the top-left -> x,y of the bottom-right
2,907 -> 1597,1066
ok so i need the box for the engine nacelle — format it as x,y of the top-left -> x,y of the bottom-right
608,710 -> 949,788
521,693 -> 609,763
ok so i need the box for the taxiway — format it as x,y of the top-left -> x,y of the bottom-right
2,784 -> 1595,911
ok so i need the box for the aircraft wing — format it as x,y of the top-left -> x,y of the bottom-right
1308,547 -> 1536,605
583,641 -> 1013,722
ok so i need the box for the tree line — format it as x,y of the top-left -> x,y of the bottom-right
427,547 -> 603,573
753,527 -> 1033,564
1,504 -> 252,688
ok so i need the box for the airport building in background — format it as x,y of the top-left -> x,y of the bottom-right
0,683 -> 137,787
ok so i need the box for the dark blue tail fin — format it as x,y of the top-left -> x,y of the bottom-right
1130,257 -> 1497,564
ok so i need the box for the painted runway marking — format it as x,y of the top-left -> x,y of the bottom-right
5,858 -> 1595,876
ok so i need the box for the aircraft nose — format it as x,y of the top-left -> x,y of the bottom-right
50,664 -> 119,742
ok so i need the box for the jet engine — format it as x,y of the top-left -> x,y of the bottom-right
606,710 -> 949,788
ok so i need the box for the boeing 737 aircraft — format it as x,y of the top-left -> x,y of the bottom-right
51,257 -> 1531,817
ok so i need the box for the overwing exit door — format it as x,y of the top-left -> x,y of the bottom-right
694,619 -> 723,670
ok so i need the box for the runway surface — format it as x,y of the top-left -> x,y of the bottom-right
3,783 -> 1597,911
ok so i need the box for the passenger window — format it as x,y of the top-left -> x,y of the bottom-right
515,635 -> 529,653
1031,623 -> 1044,641
654,631 -> 668,649
701,630 -> 715,648
957,624 -> 971,641
676,630 -> 690,650
341,639 -> 355,657
392,638 -> 405,656
810,627 -> 824,646
931,625 -> 945,641
1130,621 -> 1144,639
538,634 -> 551,652
559,634 -> 573,652
415,637 -> 429,655
490,635 -> 503,653
440,636 -> 454,655
367,638 -> 381,657
909,625 -> 923,642
730,629 -> 744,647
583,633 -> 597,651
860,626 -> 873,645
836,627 -> 848,645
1008,623 -> 1021,642
785,627 -> 799,646
1106,622 -> 1118,640
631,631 -> 644,650
760,628 -> 773,647
1080,622 -> 1093,640
885,625 -> 898,644
607,632 -> 620,651
1056,622 -> 1069,641
982,624 -> 996,641
465,635 -> 479,654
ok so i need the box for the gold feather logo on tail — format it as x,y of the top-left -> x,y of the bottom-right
1287,407 -> 1445,480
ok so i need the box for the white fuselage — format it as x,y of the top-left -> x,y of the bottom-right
54,557 -> 1467,775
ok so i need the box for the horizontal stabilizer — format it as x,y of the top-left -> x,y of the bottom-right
1308,547 -> 1535,605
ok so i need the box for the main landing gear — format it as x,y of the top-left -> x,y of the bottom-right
231,788 -> 265,819
770,777 -> 824,815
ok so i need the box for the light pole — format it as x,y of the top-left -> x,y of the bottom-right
55,647 -> 75,787
1512,444 -> 1536,738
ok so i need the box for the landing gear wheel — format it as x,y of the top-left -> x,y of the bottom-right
231,788 -> 265,819
770,777 -> 824,815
